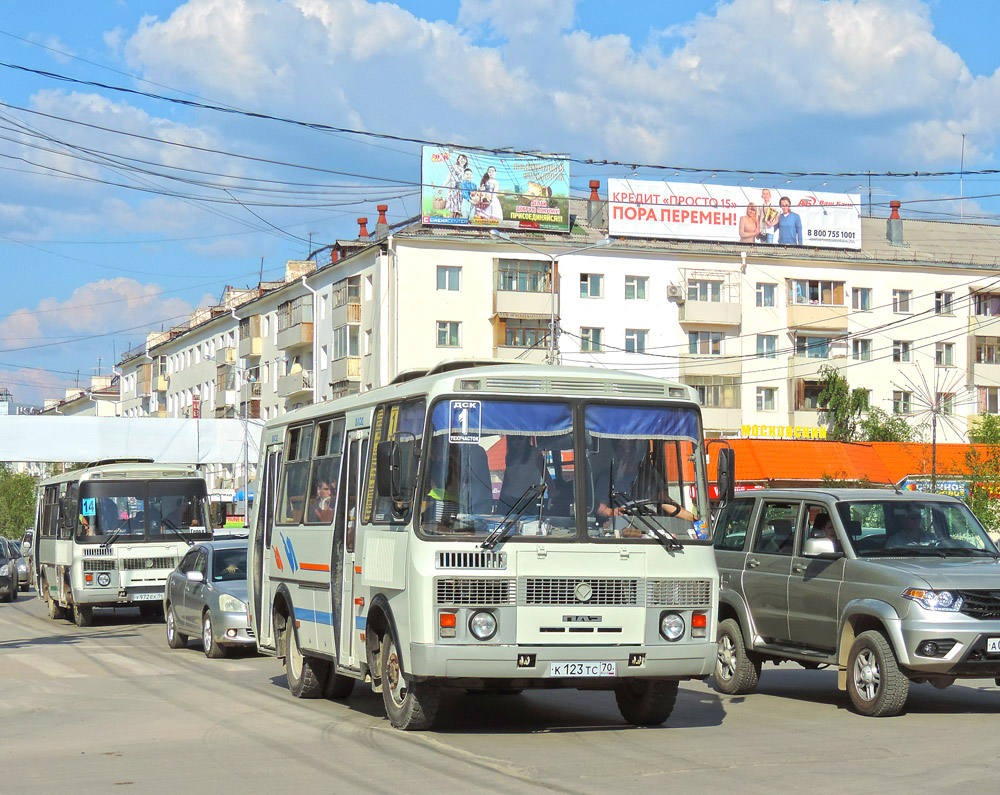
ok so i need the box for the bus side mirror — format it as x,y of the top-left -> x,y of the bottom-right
376,434 -> 419,508
717,448 -> 735,505
375,441 -> 398,498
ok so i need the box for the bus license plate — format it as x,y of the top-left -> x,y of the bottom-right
548,661 -> 616,677
988,638 -> 1000,654
132,593 -> 161,602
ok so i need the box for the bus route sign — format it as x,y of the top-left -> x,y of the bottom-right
449,400 -> 482,444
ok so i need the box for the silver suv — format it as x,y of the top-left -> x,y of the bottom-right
712,489 -> 1000,717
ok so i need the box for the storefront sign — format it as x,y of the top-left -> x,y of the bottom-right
608,178 -> 862,250
741,424 -> 828,440
421,146 -> 570,232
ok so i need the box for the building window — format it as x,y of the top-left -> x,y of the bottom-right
790,280 -> 844,306
625,276 -> 647,300
893,390 -> 912,415
496,259 -> 549,293
892,289 -> 912,313
688,280 -> 723,302
755,387 -> 776,411
935,291 -> 954,314
688,331 -> 722,355
795,335 -> 830,359
977,336 -> 1000,364
756,334 -> 777,359
937,392 -> 955,415
756,283 -> 776,307
625,329 -> 647,353
975,293 -> 1000,316
798,380 -> 826,410
436,321 -> 461,347
935,342 -> 955,367
852,338 -> 872,361
580,273 -> 604,299
333,325 -> 360,359
852,287 -> 872,311
580,327 -> 603,352
437,265 -> 461,291
505,319 -> 547,348
892,340 -> 912,363
683,376 -> 740,409
979,386 -> 1000,414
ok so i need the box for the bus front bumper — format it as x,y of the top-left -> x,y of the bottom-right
407,641 -> 716,681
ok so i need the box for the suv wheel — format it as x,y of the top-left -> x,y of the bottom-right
846,630 -> 909,717
714,618 -> 761,695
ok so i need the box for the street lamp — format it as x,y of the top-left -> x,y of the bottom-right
489,230 -> 611,364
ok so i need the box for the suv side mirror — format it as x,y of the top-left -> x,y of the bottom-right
802,537 -> 842,558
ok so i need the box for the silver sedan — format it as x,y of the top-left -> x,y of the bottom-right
163,539 -> 255,658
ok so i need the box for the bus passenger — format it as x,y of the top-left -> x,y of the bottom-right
307,480 -> 335,524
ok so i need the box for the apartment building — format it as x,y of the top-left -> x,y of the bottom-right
40,374 -> 120,417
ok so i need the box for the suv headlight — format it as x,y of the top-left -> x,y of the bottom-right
902,589 -> 964,612
0,564 -> 8,576
218,594 -> 247,612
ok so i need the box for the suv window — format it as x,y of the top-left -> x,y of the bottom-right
752,502 -> 799,556
715,499 -> 755,551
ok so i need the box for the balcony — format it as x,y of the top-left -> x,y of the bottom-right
677,354 -> 742,378
787,355 -> 847,380
330,356 -> 361,383
700,407 -> 742,431
493,345 -> 548,364
332,301 -> 362,325
238,315 -> 263,358
678,301 -> 742,326
972,362 -> 1000,385
278,369 -> 314,398
214,406 -> 236,419
238,335 -> 262,358
277,321 -> 314,350
494,290 -> 554,318
969,315 -> 1000,336
240,399 -> 261,420
787,303 -> 848,332
154,374 -> 169,392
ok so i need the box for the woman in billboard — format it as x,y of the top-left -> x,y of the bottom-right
476,166 -> 503,221
445,153 -> 470,217
739,202 -> 760,243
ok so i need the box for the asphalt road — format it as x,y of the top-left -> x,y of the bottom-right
3,592 -> 999,794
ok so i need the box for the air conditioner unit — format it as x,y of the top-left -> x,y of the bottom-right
666,284 -> 685,302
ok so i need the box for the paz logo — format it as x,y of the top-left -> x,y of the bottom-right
280,533 -> 299,573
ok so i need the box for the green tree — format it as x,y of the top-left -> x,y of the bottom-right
858,408 -> 917,442
817,365 -> 870,442
964,414 -> 1000,532
0,467 -> 37,539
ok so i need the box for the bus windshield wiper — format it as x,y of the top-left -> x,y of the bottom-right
611,490 -> 683,552
101,526 -> 126,549
161,517 -> 196,547
481,483 -> 546,550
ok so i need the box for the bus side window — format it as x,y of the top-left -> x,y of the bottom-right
277,423 -> 314,525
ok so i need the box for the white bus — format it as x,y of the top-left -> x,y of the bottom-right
34,460 -> 213,626
249,363 -> 727,729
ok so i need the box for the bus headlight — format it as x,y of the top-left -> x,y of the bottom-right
219,594 -> 247,613
469,611 -> 498,641
97,573 -> 111,587
660,612 -> 685,642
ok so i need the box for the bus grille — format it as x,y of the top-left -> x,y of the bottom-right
521,578 -> 639,606
436,577 -> 516,606
83,559 -> 116,572
80,546 -> 114,557
436,551 -> 507,570
121,557 -> 177,571
646,579 -> 712,607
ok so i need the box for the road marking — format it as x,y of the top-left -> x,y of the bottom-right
91,652 -> 159,676
9,653 -> 85,678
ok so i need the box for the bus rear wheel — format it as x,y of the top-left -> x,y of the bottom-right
72,604 -> 94,627
45,586 -> 64,620
285,623 -> 325,698
380,633 -> 439,730
614,679 -> 679,726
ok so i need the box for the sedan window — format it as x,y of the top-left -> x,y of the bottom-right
212,547 -> 247,582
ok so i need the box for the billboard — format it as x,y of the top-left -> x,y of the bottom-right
608,179 -> 862,250
421,146 -> 570,232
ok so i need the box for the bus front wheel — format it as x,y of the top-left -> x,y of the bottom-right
380,633 -> 439,730
285,622 -> 325,698
614,679 -> 679,726
72,604 -> 94,628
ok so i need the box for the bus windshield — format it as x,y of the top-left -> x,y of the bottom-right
420,399 -> 577,539
78,480 -> 212,543
418,398 -> 709,543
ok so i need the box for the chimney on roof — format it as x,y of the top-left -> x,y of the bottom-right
357,217 -> 370,241
587,179 -> 606,228
374,204 -> 389,239
886,200 -> 904,247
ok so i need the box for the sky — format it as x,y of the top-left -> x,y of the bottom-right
3,0 -> 1000,406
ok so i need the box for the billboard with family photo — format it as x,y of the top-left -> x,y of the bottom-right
421,146 -> 571,232
608,178 -> 862,250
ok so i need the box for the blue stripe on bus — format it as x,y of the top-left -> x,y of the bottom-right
355,616 -> 366,630
295,608 -> 334,626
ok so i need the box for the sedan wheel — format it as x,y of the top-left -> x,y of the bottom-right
203,612 -> 226,659
165,605 -> 188,650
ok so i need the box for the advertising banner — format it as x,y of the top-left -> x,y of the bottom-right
608,178 -> 862,250
421,146 -> 570,232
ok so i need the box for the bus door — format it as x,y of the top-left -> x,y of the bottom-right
252,443 -> 282,648
335,430 -> 366,670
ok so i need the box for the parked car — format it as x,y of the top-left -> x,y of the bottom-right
163,539 -> 254,658
0,538 -> 18,602
712,489 -> 1000,717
